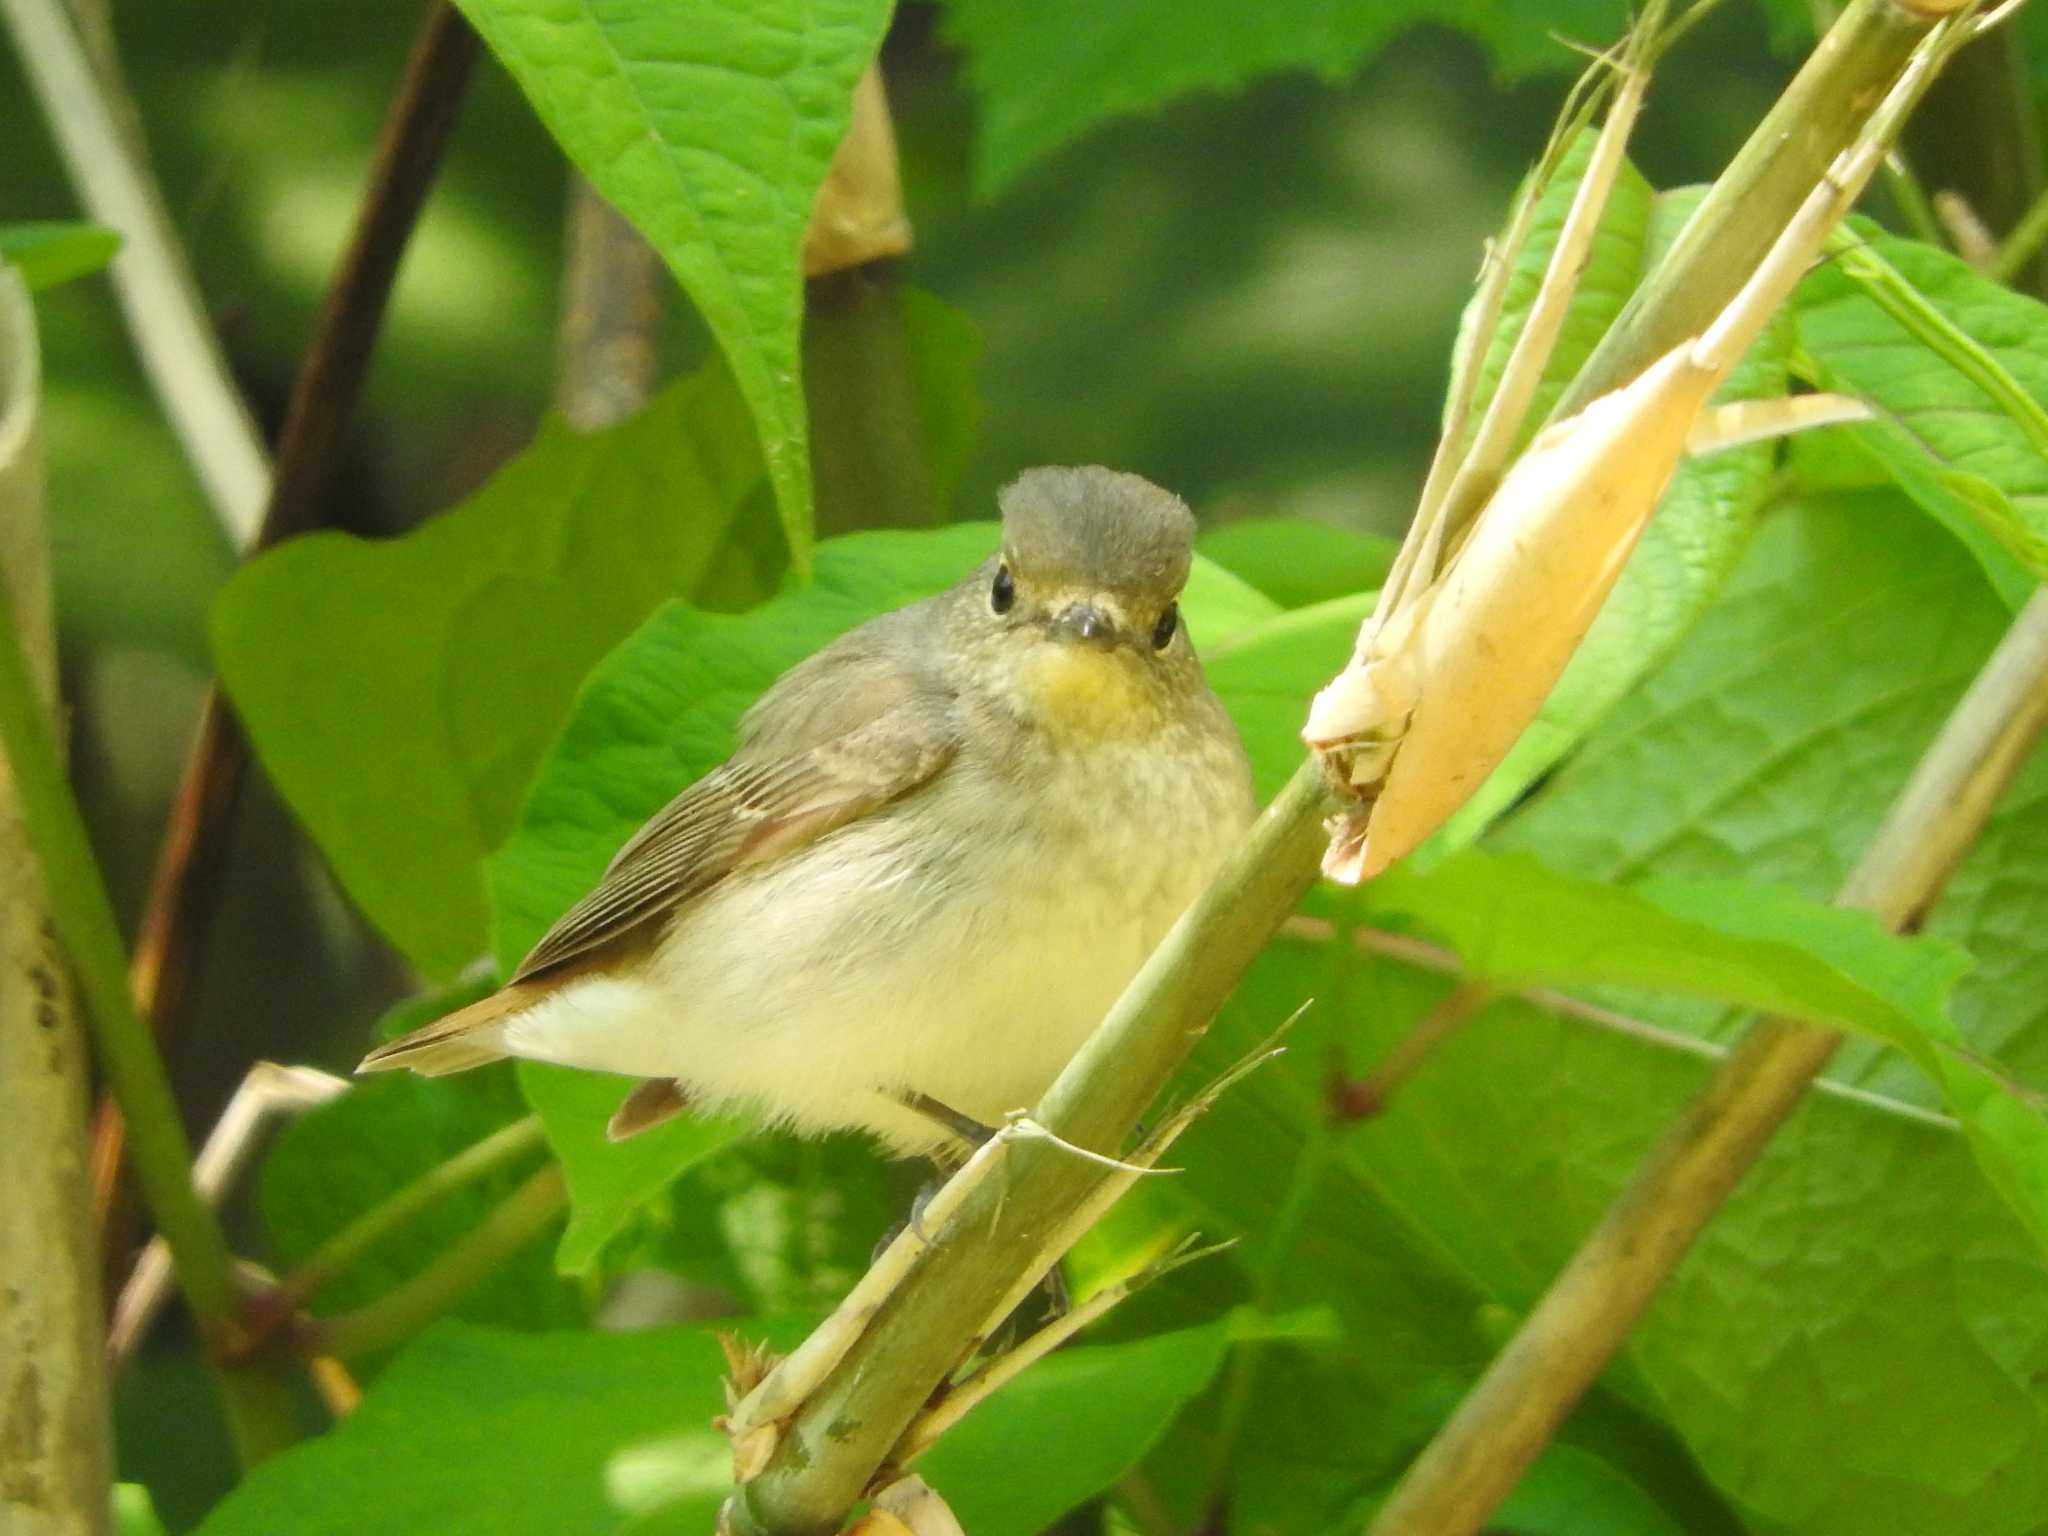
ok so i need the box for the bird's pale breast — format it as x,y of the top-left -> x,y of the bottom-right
501,712 -> 1252,1155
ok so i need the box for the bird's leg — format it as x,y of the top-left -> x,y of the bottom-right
895,1089 -> 999,1157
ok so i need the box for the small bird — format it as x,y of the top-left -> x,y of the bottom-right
361,466 -> 1256,1158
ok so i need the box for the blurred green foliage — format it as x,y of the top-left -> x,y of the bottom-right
14,0 -> 2048,1532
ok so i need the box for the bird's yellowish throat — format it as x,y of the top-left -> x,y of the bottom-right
361,466 -> 1256,1156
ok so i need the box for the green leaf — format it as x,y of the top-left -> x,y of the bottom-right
915,1317 -> 1243,1536
519,1063 -> 749,1277
213,357 -> 785,978
261,1003 -> 582,1334
619,1133 -> 898,1312
1194,517 -> 1395,609
1468,491 -> 2048,1527
1204,592 -> 1368,802
193,1319 -> 811,1536
1365,848 -> 1974,1055
1368,849 -> 2048,1250
0,221 -> 121,291
1795,230 -> 2048,606
487,523 -> 1271,1260
1151,941 -> 1746,1536
940,0 -> 1630,197
450,0 -> 894,572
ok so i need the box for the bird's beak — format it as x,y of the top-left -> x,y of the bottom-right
1050,602 -> 1121,648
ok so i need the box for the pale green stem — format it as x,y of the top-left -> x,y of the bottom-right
0,570 -> 300,1465
277,1115 -> 547,1307
1881,152 -> 1948,246
308,1163 -> 568,1361
1990,179 -> 2048,284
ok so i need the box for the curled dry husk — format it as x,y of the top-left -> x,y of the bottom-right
1306,339 -> 1717,881
1304,0 -> 1974,883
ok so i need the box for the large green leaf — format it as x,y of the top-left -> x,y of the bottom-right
261,994 -> 583,1336
1366,849 -> 1973,1055
916,1313 -> 1302,1536
940,0 -> 1632,196
213,359 -> 785,977
486,523 -> 1278,1263
450,0 -> 893,570
1449,491 -> 2048,1529
1367,848 -> 2048,1251
192,1320 -> 808,1536
613,1133 -> 899,1313
190,1313 -> 1283,1536
1137,939 -> 1742,1536
1795,230 -> 2048,606
1195,517 -> 1395,609
1204,592 -> 1368,800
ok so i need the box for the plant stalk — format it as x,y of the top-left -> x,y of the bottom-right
556,175 -> 665,431
307,1162 -> 568,1361
1550,0 -> 1955,426
1365,584 -> 2048,1536
0,255 -> 113,1536
0,536 -> 301,1468
276,1115 -> 546,1309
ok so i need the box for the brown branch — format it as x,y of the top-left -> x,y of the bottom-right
95,0 -> 480,1285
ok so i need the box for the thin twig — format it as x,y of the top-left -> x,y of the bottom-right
1333,924 -> 1955,1128
305,1163 -> 568,1361
266,1 -> 481,544
1329,983 -> 1493,1120
1365,584 -> 2048,1536
275,1114 -> 546,1309
1991,180 -> 2048,283
95,0 -> 480,1277
1,0 -> 271,541
108,1062 -> 349,1366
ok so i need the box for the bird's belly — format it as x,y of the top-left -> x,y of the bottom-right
505,740 -> 1247,1155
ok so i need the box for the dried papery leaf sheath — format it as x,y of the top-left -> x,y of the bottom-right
1326,341 -> 1714,880
1310,4 -> 1983,883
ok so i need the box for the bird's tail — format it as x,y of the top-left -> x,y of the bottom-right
357,983 -> 542,1076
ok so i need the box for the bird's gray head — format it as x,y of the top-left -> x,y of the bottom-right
948,466 -> 1208,743
989,466 -> 1195,654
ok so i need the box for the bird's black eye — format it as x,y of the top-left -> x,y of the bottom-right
1152,603 -> 1179,650
990,564 -> 1016,615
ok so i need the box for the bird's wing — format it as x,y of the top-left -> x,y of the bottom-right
511,649 -> 957,983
